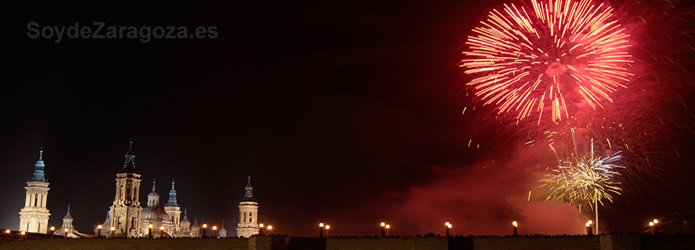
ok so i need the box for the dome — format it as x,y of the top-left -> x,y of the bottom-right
181,217 -> 191,229
141,207 -> 171,221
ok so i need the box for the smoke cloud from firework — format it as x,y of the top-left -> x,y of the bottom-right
363,145 -> 589,236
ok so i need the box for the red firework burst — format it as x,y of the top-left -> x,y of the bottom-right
461,0 -> 633,124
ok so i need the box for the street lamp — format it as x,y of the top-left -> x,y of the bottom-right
445,222 -> 452,237
319,223 -> 325,238
259,223 -> 265,236
110,227 -> 115,238
586,220 -> 593,235
4,229 -> 10,234
50,226 -> 55,238
160,226 -> 165,238
380,222 -> 386,237
385,224 -> 391,237
97,225 -> 102,238
64,228 -> 69,238
267,225 -> 273,235
202,224 -> 208,238
324,225 -> 330,237
213,226 -> 218,238
148,224 -> 154,238
512,221 -> 518,236
20,231 -> 25,239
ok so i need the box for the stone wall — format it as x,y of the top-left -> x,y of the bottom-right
1,234 -> 694,250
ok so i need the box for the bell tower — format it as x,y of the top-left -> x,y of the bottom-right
236,176 -> 259,238
18,148 -> 51,233
108,139 -> 143,237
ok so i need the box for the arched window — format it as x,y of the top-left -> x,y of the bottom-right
249,212 -> 253,223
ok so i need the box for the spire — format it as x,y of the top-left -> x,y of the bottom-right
121,138 -> 137,173
64,204 -> 72,219
31,147 -> 46,181
147,178 -> 160,207
166,179 -> 178,207
242,175 -> 254,201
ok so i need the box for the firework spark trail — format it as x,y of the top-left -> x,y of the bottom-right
461,0 -> 633,124
539,150 -> 625,212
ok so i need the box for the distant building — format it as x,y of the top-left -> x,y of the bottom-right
139,179 -> 173,237
54,204 -> 83,238
219,220 -> 228,238
18,149 -> 51,234
174,209 -> 193,237
106,140 -> 143,238
191,217 -> 201,237
236,176 -> 260,238
164,180 -> 182,233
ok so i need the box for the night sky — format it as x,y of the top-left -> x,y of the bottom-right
1,1 -> 694,237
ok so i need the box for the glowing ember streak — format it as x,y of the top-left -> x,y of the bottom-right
461,0 -> 633,124
539,151 -> 625,212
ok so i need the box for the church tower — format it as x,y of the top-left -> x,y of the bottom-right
18,148 -> 51,233
236,176 -> 259,238
164,180 -> 182,233
108,140 -> 143,237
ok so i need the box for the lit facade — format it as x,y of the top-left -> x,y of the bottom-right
18,149 -> 51,234
236,176 -> 260,238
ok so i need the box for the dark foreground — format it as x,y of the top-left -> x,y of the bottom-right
2,234 -> 695,250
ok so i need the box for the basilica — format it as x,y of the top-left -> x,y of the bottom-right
17,140 -> 260,238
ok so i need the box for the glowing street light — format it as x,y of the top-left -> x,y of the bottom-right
202,224 -> 208,238
385,224 -> 391,237
319,223 -> 325,238
649,219 -> 659,235
159,226 -> 165,238
4,229 -> 10,234
110,227 -> 115,238
213,225 -> 218,238
512,221 -> 518,236
97,225 -> 102,238
324,225 -> 330,237
267,225 -> 273,235
445,222 -> 452,237
50,226 -> 55,238
148,224 -> 154,238
20,231 -> 26,239
64,228 -> 69,238
586,220 -> 593,235
259,223 -> 265,236
380,222 -> 386,237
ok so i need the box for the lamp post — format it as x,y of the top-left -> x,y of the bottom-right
319,223 -> 324,238
267,225 -> 273,235
586,220 -> 593,235
4,229 -> 10,234
385,224 -> 390,237
653,219 -> 659,235
512,221 -> 518,236
649,221 -> 655,235
159,226 -> 165,238
64,228 -> 69,238
380,222 -> 386,237
259,223 -> 264,236
110,227 -> 115,238
97,225 -> 102,238
202,224 -> 208,238
148,224 -> 154,238
50,226 -> 55,238
20,231 -> 26,240
445,222 -> 452,237
213,226 -> 218,238
324,225 -> 330,237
